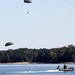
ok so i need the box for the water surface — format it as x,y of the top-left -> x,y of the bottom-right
0,64 -> 74,75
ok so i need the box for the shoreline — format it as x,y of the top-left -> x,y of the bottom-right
0,62 -> 30,65
0,62 -> 75,65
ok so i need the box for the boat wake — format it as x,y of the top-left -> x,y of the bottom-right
0,70 -> 63,74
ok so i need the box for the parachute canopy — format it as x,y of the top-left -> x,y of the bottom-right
5,42 -> 13,47
24,0 -> 32,3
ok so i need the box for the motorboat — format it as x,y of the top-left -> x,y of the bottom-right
59,67 -> 74,71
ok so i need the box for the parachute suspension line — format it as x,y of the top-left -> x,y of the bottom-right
26,4 -> 30,14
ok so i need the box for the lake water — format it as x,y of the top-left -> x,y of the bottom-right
0,64 -> 75,75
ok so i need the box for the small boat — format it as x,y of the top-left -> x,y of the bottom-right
59,67 -> 74,71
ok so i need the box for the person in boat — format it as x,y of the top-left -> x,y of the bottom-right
57,65 -> 60,69
63,64 -> 67,69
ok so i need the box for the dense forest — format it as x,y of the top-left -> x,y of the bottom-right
0,44 -> 75,63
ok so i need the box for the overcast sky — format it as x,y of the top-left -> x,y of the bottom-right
0,0 -> 75,50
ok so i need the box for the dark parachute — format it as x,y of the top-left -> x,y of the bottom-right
5,42 -> 13,47
24,0 -> 32,3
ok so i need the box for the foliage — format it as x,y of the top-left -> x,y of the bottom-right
0,44 -> 75,63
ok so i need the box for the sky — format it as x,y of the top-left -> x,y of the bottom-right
0,0 -> 75,50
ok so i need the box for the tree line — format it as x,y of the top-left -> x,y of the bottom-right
0,44 -> 75,63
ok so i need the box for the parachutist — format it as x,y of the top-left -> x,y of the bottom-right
24,0 -> 31,14
27,12 -> 29,14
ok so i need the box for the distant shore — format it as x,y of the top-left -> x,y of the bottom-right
0,62 -> 30,65
0,62 -> 42,65
0,62 -> 75,65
